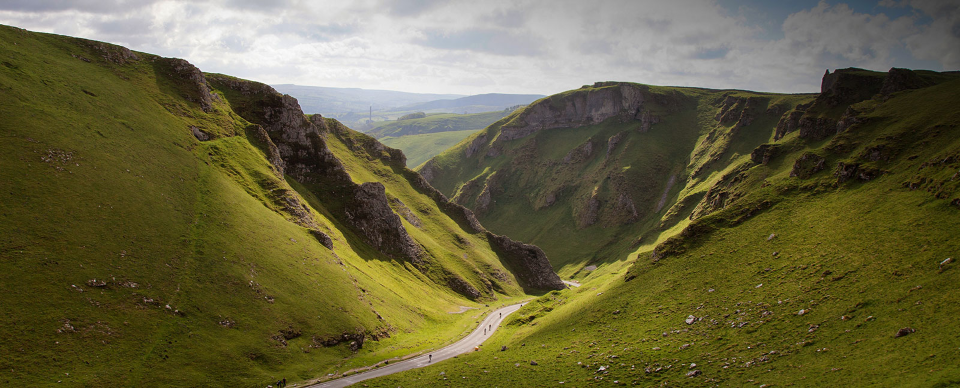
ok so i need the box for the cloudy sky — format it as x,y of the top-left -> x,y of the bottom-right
1,0 -> 958,95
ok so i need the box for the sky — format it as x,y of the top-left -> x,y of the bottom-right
1,0 -> 958,96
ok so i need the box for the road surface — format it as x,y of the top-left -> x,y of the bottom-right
307,303 -> 525,388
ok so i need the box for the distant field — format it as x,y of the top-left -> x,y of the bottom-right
381,129 -> 478,168
368,111 -> 509,139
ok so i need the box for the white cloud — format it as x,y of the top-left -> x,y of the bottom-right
0,0 -> 957,95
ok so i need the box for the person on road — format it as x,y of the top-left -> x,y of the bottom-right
429,354 -> 432,362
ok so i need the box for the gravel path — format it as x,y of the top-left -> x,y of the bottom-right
307,303 -> 526,388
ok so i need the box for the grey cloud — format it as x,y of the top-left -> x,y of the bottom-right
224,0 -> 293,12
482,7 -> 527,29
416,28 -> 544,56
381,0 -> 446,17
692,47 -> 730,60
0,0 -> 154,13
266,22 -> 360,41
93,16 -> 152,36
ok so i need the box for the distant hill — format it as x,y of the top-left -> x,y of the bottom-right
393,93 -> 545,114
271,84 -> 464,115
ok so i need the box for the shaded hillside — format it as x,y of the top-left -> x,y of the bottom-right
0,25 -> 560,387
374,70 -> 960,386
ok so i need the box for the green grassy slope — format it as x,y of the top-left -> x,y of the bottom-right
0,25 -> 530,387
420,83 -> 813,275
371,73 -> 960,386
380,129 -> 478,168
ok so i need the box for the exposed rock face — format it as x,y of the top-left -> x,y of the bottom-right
751,144 -> 780,165
834,162 -> 880,183
418,159 -> 438,183
158,57 -> 215,112
399,169 -> 564,291
389,197 -> 423,229
190,126 -> 209,141
615,192 -> 639,223
820,68 -> 884,106
880,68 -> 932,96
346,182 -> 423,262
579,193 -> 600,228
248,124 -> 285,178
486,234 -> 565,291
498,83 -> 657,142
836,107 -> 866,134
790,153 -> 826,179
211,74 -> 566,291
607,132 -> 625,157
465,134 -> 488,158
774,103 -> 810,141
447,275 -> 482,300
563,140 -> 595,164
797,116 -> 839,140
209,76 -> 423,264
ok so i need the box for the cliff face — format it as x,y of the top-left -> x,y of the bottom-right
207,75 -> 563,291
497,82 -> 675,142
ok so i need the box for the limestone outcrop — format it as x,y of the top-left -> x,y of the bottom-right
496,83 -> 671,143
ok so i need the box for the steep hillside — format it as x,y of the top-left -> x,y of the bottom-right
0,25 -> 560,387
420,81 -> 814,274
374,69 -> 960,386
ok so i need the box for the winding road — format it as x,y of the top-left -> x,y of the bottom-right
307,302 -> 526,388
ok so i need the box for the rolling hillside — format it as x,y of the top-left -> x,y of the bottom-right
0,25 -> 561,387
377,69 -> 960,386
391,93 -> 545,114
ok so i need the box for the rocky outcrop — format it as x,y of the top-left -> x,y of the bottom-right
465,133 -> 488,158
797,116 -> 839,141
389,197 -> 423,229
447,275 -> 482,300
158,57 -> 215,112
880,68 -> 932,96
248,124 -> 286,178
715,95 -> 763,129
486,234 -> 565,291
606,132 -> 625,157
790,153 -> 826,179
563,140 -> 595,164
615,192 -> 639,223
750,144 -> 780,165
399,169 -> 564,291
774,103 -> 810,141
834,162 -> 880,183
497,83 -> 665,142
820,68 -> 884,107
346,182 -> 423,263
578,193 -> 600,228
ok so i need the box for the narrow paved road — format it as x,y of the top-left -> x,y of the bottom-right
307,303 -> 525,388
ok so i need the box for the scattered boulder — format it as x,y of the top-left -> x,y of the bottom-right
530,361 -> 538,366
685,315 -> 696,325
895,327 -> 916,338
686,370 -> 702,377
